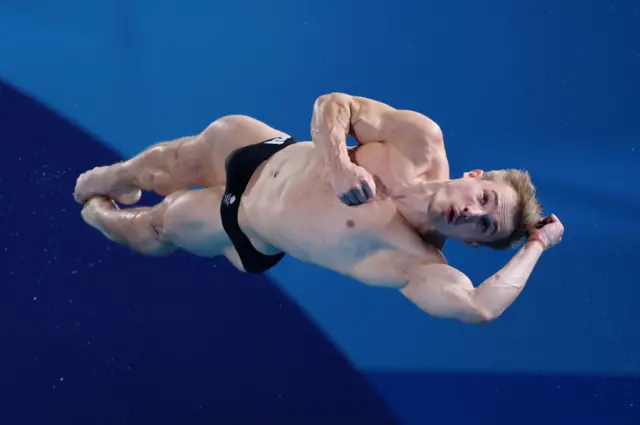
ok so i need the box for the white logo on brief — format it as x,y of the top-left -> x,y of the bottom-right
264,136 -> 288,145
223,193 -> 236,206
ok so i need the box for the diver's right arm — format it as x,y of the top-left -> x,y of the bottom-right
402,215 -> 564,323
310,93 -> 444,206
310,93 -> 378,206
310,93 -> 355,173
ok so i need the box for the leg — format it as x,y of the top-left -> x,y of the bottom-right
81,197 -> 177,256
81,187 -> 241,267
74,115 -> 289,204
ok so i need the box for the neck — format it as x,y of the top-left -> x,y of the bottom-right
389,179 -> 447,233
347,144 -> 448,234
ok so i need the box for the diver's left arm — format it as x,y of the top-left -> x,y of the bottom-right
402,215 -> 564,323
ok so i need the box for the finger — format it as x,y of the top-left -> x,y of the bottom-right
340,193 -> 353,206
362,181 -> 374,200
345,190 -> 358,205
537,217 -> 550,228
352,188 -> 366,204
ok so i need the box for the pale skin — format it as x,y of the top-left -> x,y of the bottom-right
75,93 -> 564,324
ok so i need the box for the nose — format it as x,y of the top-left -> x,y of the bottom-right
462,205 -> 480,218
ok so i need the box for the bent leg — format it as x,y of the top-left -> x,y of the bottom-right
161,187 -> 232,258
81,187 -> 246,270
81,196 -> 176,256
74,115 -> 289,204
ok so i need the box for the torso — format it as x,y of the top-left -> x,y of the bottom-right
236,141 -> 449,287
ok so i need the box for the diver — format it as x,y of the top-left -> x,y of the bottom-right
73,93 -> 564,324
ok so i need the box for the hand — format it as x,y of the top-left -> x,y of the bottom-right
331,163 -> 377,206
528,214 -> 564,250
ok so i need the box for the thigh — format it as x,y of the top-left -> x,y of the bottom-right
200,115 -> 290,184
162,186 -> 231,257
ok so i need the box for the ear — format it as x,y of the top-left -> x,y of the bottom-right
463,169 -> 484,179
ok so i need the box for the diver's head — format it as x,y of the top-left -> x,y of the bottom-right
428,169 -> 542,249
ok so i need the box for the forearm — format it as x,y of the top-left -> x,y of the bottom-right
310,93 -> 353,171
312,128 -> 351,174
472,240 -> 544,319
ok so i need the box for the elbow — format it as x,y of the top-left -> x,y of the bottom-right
461,305 -> 498,325
314,93 -> 331,107
314,92 -> 350,107
459,287 -> 500,324
311,93 -> 354,135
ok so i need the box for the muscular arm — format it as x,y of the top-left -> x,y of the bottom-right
401,241 -> 545,323
310,93 -> 444,172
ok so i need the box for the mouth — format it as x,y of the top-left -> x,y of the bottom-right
446,205 -> 459,224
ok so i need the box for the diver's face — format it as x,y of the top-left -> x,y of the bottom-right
429,170 -> 518,244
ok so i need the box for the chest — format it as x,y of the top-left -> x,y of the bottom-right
351,142 -> 449,191
248,172 -> 399,263
238,142 -> 444,275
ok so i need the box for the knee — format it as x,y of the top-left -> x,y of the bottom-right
206,115 -> 257,135
215,114 -> 255,126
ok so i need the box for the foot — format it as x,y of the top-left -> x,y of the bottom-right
74,165 -> 142,205
81,196 -> 120,242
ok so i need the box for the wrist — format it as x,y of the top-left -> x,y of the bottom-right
526,236 -> 546,251
330,151 -> 354,173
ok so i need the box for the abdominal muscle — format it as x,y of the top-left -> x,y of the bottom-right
237,142 -> 444,286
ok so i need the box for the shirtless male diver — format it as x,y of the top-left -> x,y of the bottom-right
74,93 -> 564,324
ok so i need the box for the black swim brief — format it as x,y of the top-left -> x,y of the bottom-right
219,136 -> 297,273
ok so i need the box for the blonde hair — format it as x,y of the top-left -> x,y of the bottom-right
481,169 -> 542,249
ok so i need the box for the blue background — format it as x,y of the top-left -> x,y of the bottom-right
1,0 -> 639,424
